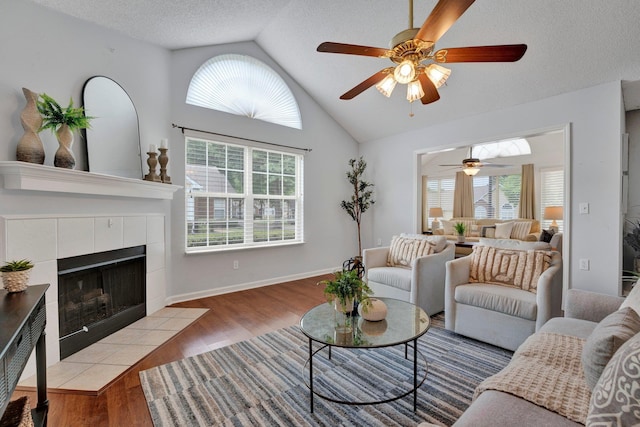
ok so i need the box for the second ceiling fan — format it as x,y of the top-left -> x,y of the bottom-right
317,0 -> 527,104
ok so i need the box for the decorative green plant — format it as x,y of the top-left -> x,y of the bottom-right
37,93 -> 93,133
319,269 -> 372,309
340,157 -> 375,258
0,259 -> 34,272
454,222 -> 466,236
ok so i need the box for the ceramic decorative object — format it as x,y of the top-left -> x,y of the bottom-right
158,147 -> 172,184
54,124 -> 75,168
358,298 -> 387,321
457,235 -> 465,243
16,87 -> 45,164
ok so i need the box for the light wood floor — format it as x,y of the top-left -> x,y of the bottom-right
14,274 -> 330,426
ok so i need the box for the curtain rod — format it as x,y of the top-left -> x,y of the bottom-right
172,124 -> 312,152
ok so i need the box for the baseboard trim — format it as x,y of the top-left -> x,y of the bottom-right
164,267 -> 336,305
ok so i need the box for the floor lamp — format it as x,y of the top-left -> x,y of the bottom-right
429,207 -> 444,231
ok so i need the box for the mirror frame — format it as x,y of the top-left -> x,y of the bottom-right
83,76 -> 143,179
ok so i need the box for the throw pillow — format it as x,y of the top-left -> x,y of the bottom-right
441,220 -> 454,235
469,245 -> 553,292
510,221 -> 532,240
586,331 -> 640,426
539,229 -> 555,243
619,280 -> 640,317
386,234 -> 447,268
494,221 -> 515,239
581,307 -> 640,390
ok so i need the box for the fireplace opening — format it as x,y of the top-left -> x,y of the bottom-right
58,246 -> 146,359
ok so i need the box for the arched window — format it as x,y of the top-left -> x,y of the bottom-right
186,54 -> 302,129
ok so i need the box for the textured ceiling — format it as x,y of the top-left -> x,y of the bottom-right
30,0 -> 640,143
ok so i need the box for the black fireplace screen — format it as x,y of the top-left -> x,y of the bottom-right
58,246 -> 146,359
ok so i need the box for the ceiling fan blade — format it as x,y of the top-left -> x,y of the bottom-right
482,162 -> 511,167
435,44 -> 527,63
339,70 -> 389,100
317,42 -> 390,58
418,74 -> 440,105
415,0 -> 475,43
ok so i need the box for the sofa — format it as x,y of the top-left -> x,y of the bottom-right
433,218 -> 541,257
454,287 -> 640,426
363,234 -> 455,316
444,238 -> 563,351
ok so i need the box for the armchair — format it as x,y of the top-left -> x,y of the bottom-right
444,238 -> 563,351
363,235 -> 455,316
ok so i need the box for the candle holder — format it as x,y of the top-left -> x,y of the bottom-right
158,148 -> 172,184
144,151 -> 161,182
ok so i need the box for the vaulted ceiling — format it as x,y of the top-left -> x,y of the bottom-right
30,0 -> 640,143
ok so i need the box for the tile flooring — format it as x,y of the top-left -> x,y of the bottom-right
18,307 -> 208,394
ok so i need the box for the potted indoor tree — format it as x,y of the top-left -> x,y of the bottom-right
0,259 -> 34,293
454,222 -> 467,243
37,93 -> 93,169
340,157 -> 375,271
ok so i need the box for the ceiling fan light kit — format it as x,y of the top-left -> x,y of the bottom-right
317,0 -> 527,108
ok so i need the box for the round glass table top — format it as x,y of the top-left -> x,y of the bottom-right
299,298 -> 430,348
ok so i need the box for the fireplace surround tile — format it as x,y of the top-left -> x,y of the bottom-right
94,217 -> 124,252
123,216 -> 147,247
58,217 -> 94,258
6,219 -> 56,261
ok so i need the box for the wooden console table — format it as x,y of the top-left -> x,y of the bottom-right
0,284 -> 49,426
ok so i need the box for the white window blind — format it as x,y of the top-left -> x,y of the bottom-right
540,168 -> 564,232
427,178 -> 455,226
185,135 -> 304,252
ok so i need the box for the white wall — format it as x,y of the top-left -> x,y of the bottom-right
360,81 -> 625,296
167,42 -> 360,301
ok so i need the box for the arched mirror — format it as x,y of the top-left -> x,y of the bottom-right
83,76 -> 143,179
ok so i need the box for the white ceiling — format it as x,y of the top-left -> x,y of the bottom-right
30,0 -> 640,143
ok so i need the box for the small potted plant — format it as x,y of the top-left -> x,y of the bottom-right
454,222 -> 467,243
319,269 -> 373,314
0,259 -> 34,293
37,93 -> 93,169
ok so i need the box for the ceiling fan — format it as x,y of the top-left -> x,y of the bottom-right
316,0 -> 527,105
439,147 -> 510,176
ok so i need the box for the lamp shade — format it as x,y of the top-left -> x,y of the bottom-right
429,207 -> 443,218
544,206 -> 563,220
463,167 -> 480,176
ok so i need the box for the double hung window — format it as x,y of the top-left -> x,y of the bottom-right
185,135 -> 304,252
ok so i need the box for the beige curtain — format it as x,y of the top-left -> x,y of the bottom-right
519,163 -> 535,219
453,171 -> 474,217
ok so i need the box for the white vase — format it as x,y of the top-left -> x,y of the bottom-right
358,298 -> 387,321
457,235 -> 465,243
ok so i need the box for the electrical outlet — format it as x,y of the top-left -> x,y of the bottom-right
579,259 -> 590,271
233,260 -> 239,270
377,238 -> 382,246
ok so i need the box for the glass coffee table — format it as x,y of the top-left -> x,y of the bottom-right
299,298 -> 430,412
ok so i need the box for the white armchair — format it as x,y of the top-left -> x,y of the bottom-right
445,239 -> 563,351
363,238 -> 455,316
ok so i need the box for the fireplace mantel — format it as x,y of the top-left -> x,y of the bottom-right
0,161 -> 181,200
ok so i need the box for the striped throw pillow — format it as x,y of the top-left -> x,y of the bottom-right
469,245 -> 553,293
511,221 -> 532,240
387,235 -> 447,269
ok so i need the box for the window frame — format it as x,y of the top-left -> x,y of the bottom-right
184,134 -> 304,253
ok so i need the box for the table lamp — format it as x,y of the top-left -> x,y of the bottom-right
429,207 -> 444,230
544,206 -> 563,233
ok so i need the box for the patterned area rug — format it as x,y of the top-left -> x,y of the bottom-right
139,315 -> 512,426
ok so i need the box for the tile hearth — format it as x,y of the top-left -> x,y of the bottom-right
18,307 -> 208,394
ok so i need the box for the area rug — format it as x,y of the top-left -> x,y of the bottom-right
139,315 -> 512,426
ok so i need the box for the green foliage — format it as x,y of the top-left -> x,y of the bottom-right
454,222 -> 466,235
0,259 -> 34,272
340,157 -> 375,257
499,175 -> 522,205
319,269 -> 372,308
37,93 -> 93,133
